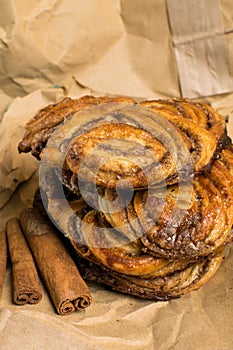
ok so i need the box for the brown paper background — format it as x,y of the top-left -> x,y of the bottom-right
166,0 -> 233,98
1,1 -> 233,349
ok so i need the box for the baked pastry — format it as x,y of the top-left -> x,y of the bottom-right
19,96 -> 228,189
33,190 -> 225,301
139,99 -> 228,149
18,96 -> 135,159
19,95 -> 233,301
78,250 -> 224,300
99,151 -> 233,259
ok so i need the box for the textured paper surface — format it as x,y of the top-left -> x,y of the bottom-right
0,0 -> 179,99
166,0 -> 233,98
1,1 -> 233,349
1,0 -> 232,99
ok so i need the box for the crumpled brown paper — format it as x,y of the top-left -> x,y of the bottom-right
166,0 -> 233,98
0,0 -> 180,99
1,0 -> 232,100
1,1 -> 233,349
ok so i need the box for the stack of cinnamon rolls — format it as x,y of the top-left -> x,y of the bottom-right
18,96 -> 233,301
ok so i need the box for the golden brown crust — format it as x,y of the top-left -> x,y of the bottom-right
65,122 -> 177,189
139,98 -> 226,145
101,157 -> 233,260
18,95 -> 136,159
18,96 -> 228,188
78,250 -> 223,300
38,101 -> 185,189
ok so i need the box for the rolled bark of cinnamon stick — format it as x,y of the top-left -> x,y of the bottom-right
20,208 -> 92,315
6,218 -> 42,305
0,230 -> 7,300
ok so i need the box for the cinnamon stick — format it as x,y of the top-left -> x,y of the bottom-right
6,218 -> 42,305
20,208 -> 92,315
0,230 -> 7,300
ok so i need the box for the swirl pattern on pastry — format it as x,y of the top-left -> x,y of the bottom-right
99,152 -> 233,259
18,96 -> 135,159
